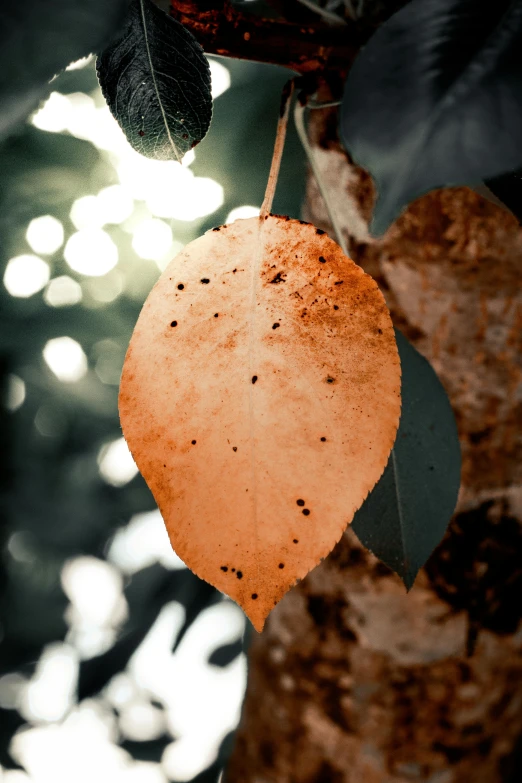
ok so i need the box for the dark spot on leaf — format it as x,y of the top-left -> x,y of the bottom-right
272,323 -> 280,329
213,227 -> 221,231
296,499 -> 305,506
270,272 -> 285,284
237,571 -> 243,579
279,563 -> 284,569
214,313 -> 219,318
138,130 -> 145,136
191,440 -> 196,445
231,568 -> 236,572
302,508 -> 310,516
232,268 -> 237,273
316,229 -> 325,235
182,133 -> 188,139
233,446 -> 237,452
170,321 -> 177,327
378,328 -> 382,334
201,278 -> 210,284
334,280 -> 344,285
333,305 -> 339,310
293,539 -> 299,543
252,593 -> 258,600
320,437 -> 326,441
252,375 -> 258,384
221,566 -> 228,572
299,220 -> 308,225
326,376 -> 335,384
319,256 -> 326,263
177,283 -> 184,290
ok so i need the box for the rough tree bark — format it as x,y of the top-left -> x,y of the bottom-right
224,107 -> 522,782
167,2 -> 522,780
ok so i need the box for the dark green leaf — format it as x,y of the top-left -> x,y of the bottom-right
96,0 -> 212,161
172,579 -> 221,654
208,638 -> 243,667
484,168 -> 522,224
120,734 -> 172,762
0,0 -> 128,141
0,708 -> 25,769
340,0 -> 522,236
352,329 -> 461,589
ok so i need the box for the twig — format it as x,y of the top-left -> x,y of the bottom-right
293,100 -> 349,256
295,0 -> 348,26
169,0 -> 359,79
260,80 -> 295,217
307,97 -> 342,109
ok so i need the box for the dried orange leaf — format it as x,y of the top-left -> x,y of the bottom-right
119,216 -> 401,632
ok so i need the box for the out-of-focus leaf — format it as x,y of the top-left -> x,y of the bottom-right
352,328 -> 461,588
96,0 -> 212,161
120,734 -> 172,762
79,565 -> 194,700
208,638 -> 243,668
0,708 -> 25,769
0,0 -> 127,141
172,579 -> 221,654
341,0 -> 522,236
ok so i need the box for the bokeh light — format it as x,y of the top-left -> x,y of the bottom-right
226,205 -> 261,222
31,91 -> 71,132
70,195 -> 106,231
5,374 -> 26,412
97,185 -> 135,225
20,643 -> 78,723
64,229 -> 118,276
131,218 -> 173,261
208,58 -> 231,99
3,255 -> 50,297
108,510 -> 186,574
43,337 -> 88,383
44,276 -> 83,307
98,437 -> 139,487
26,215 -> 64,255
65,54 -> 94,71
83,270 -> 124,304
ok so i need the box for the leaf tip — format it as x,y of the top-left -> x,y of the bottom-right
368,206 -> 394,239
401,568 -> 419,592
244,607 -> 267,634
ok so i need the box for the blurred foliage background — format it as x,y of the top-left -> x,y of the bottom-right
0,53 -> 306,783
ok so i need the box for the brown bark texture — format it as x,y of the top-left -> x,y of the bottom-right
224,109 -> 522,783
170,0 -> 357,80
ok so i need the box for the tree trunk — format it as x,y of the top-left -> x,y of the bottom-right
224,107 -> 522,783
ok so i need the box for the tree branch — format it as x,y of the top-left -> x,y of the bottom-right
169,0 -> 359,81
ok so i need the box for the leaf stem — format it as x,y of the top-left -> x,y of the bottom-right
260,79 -> 295,218
294,99 -> 349,256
